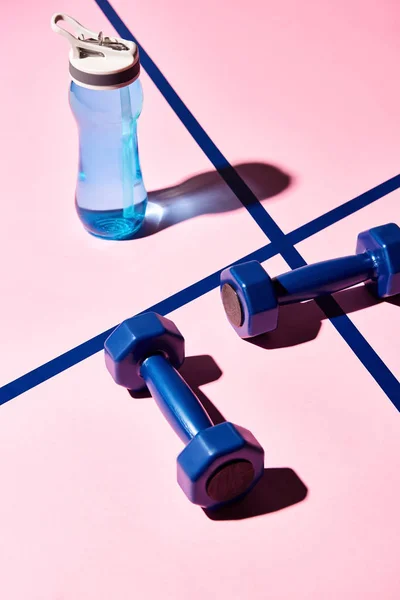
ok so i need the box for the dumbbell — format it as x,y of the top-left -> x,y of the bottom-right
220,222 -> 400,338
104,312 -> 264,508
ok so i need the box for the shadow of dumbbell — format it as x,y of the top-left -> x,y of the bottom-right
387,294 -> 400,308
247,284 -> 383,350
204,467 -> 308,521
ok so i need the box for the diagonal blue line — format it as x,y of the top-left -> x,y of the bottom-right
288,175 -> 400,246
92,0 -> 400,408
315,296 -> 400,411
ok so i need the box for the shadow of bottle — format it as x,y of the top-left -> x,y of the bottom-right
247,285 -> 399,350
130,354 -> 308,521
134,161 -> 292,238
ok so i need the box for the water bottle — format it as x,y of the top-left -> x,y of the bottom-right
51,13 -> 148,240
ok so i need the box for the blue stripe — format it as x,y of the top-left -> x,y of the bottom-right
315,296 -> 400,410
289,175 -> 400,246
93,0 -> 400,408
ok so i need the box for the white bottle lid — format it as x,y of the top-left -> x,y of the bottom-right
51,13 -> 140,90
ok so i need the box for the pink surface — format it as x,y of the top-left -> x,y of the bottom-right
1,1 -> 399,599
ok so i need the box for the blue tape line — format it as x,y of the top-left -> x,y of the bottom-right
93,0 -> 400,407
315,295 -> 400,410
289,175 -> 400,246
94,0 -> 290,246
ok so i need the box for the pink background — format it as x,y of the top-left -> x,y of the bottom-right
1,1 -> 399,599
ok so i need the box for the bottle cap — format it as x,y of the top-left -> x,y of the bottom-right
51,13 -> 140,90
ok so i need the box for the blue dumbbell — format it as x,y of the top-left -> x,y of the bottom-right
220,222 -> 400,338
104,312 -> 264,509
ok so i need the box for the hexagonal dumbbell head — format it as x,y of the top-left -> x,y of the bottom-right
356,223 -> 400,298
104,312 -> 185,392
177,421 -> 264,508
220,261 -> 278,338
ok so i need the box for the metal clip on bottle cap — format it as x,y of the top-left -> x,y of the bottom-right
51,13 -> 140,90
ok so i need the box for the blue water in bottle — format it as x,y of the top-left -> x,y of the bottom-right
52,13 -> 148,240
70,80 -> 147,240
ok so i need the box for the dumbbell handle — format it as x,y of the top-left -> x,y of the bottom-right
273,253 -> 376,305
140,354 -> 214,444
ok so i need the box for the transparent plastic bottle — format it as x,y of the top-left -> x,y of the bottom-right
52,13 -> 147,240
